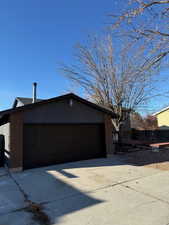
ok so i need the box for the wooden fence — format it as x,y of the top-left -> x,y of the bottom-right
131,129 -> 169,143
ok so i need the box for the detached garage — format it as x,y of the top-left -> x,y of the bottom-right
0,93 -> 115,171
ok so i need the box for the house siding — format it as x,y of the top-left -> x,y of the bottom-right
0,122 -> 10,165
15,100 -> 24,108
10,112 -> 23,171
24,99 -> 105,124
156,110 -> 169,128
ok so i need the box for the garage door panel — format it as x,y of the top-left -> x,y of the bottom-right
23,124 -> 106,169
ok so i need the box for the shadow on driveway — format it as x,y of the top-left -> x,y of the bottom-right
1,153 -> 168,225
10,158 -> 119,224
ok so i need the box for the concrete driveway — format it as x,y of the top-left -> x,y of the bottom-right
0,157 -> 169,225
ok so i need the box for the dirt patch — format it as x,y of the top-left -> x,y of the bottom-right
25,200 -> 51,225
6,167 -> 51,225
121,148 -> 169,171
145,161 -> 169,170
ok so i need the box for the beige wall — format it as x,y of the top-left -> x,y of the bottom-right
156,110 -> 169,128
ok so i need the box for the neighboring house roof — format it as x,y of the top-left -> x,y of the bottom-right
0,93 -> 116,119
152,106 -> 169,116
13,97 -> 43,108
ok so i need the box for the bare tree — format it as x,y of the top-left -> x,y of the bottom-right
143,115 -> 158,130
131,112 -> 144,130
131,112 -> 158,130
61,34 -> 165,146
111,0 -> 169,65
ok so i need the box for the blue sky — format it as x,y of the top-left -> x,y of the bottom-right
0,0 -> 168,114
0,0 -> 118,110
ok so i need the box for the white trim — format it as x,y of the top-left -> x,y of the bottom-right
152,106 -> 169,116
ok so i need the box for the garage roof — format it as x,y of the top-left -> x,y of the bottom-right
0,93 -> 116,119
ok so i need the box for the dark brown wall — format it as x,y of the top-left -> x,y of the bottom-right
24,99 -> 105,124
8,99 -> 114,170
10,112 -> 23,170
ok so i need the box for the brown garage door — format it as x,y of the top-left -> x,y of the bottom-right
23,124 -> 106,169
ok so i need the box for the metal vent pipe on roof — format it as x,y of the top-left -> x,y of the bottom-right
32,82 -> 37,103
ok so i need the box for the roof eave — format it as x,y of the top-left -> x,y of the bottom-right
0,93 -> 117,118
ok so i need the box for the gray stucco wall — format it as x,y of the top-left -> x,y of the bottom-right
0,123 -> 10,163
24,98 -> 105,124
16,100 -> 24,107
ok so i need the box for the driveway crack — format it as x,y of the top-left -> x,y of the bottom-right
6,167 -> 51,225
121,184 -> 169,205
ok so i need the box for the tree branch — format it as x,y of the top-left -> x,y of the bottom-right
144,29 -> 169,37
